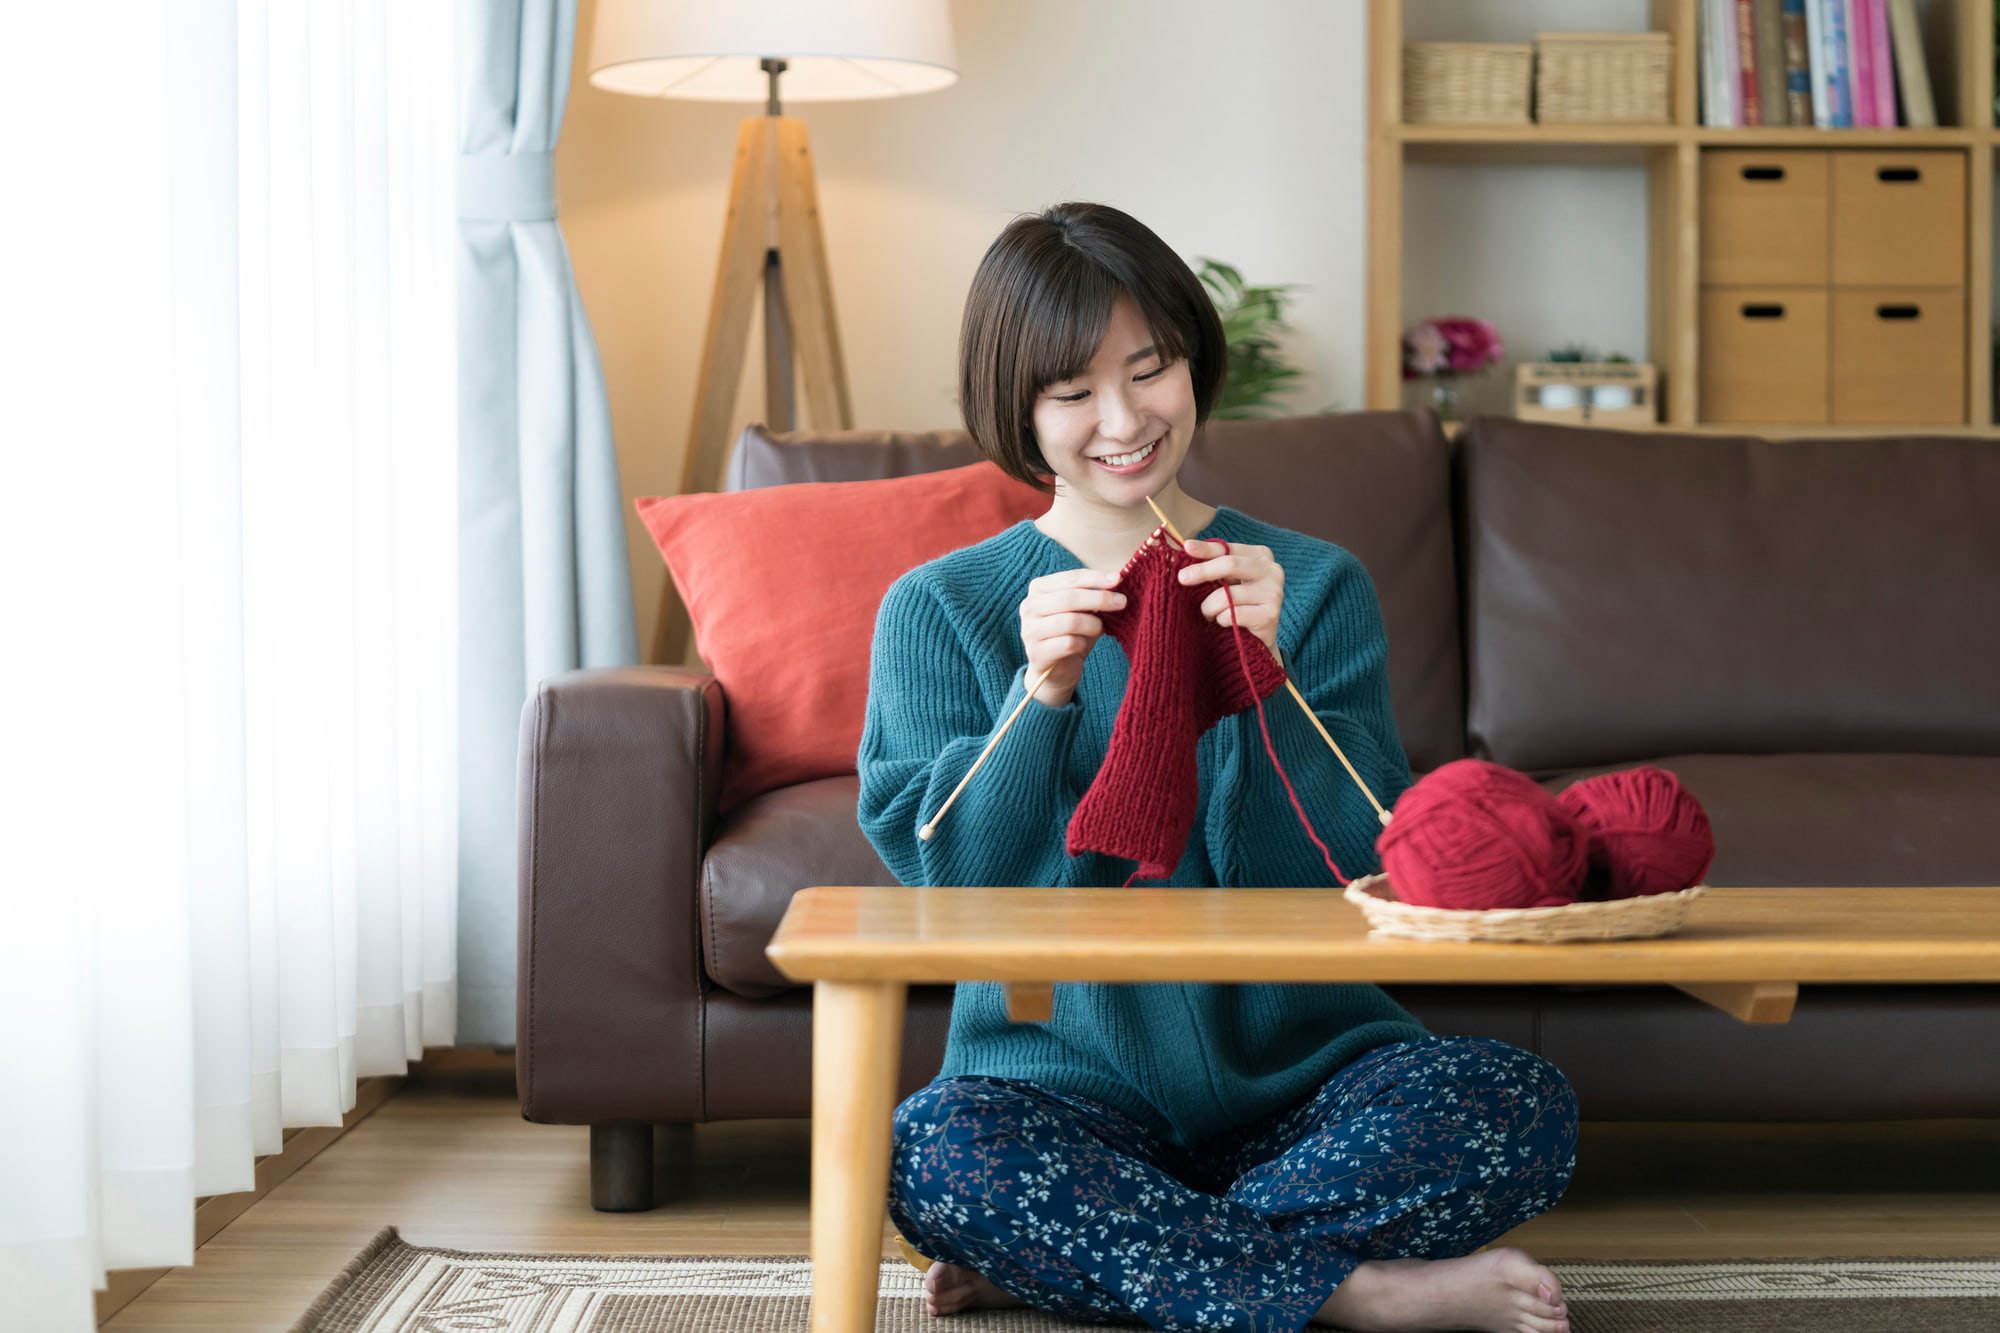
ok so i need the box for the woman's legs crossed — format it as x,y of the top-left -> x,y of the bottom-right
888,1044 -> 1575,1331
889,1076 -> 1358,1330
1219,1035 -> 1580,1256
1206,1035 -> 1579,1332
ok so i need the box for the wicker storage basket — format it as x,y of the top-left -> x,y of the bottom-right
1534,31 -> 1672,124
1343,874 -> 1704,943
1403,43 -> 1532,125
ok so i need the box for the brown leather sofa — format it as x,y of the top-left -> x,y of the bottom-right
517,410 -> 2000,1210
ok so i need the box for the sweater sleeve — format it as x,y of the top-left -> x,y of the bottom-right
1204,544 -> 1414,889
857,568 -> 1100,888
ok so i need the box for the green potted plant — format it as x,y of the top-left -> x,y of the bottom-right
1196,258 -> 1306,419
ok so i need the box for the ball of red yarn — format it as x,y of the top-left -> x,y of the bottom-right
1377,759 -> 1586,910
1557,767 -> 1716,899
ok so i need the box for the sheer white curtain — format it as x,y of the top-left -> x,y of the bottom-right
0,2 -> 459,1325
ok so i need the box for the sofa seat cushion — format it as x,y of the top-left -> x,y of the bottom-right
1536,983 -> 2000,1119
1543,753 -> 2000,886
701,776 -> 896,999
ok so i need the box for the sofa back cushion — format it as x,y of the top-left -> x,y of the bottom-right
731,410 -> 1464,771
1461,418 -> 2000,771
729,427 -> 984,487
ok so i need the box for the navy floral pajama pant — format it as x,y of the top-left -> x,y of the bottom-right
887,1035 -> 1578,1333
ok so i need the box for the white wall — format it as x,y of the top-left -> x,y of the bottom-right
558,0 -> 1670,653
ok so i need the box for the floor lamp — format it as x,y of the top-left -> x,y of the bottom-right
588,0 -> 960,665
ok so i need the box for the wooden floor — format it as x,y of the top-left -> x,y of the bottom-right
105,1066 -> 2000,1330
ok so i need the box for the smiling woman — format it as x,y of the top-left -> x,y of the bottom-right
851,202 -> 1582,1333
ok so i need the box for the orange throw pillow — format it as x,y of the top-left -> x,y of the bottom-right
636,463 -> 1050,812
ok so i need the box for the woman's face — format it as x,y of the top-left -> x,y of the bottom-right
1030,293 -> 1197,509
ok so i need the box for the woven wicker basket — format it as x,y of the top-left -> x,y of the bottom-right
1343,873 -> 1704,943
1533,31 -> 1672,124
1403,42 -> 1532,125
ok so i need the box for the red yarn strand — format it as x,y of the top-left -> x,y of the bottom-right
1220,572 -> 1349,887
1199,534 -> 1348,887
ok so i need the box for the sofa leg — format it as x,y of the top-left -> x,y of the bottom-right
590,1124 -> 655,1212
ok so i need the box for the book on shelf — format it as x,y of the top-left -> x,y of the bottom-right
1822,0 -> 1855,126
1736,0 -> 1764,123
1782,0 -> 1815,126
1866,0 -> 1897,127
1803,0 -> 1830,124
1703,0 -> 1741,126
1848,0 -> 1876,126
1755,0 -> 1790,124
1887,0 -> 1937,127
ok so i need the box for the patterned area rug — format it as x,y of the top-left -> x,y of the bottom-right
291,1228 -> 2000,1332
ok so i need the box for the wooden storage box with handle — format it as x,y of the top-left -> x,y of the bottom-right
1831,290 -> 1966,424
1700,151 -> 1830,286
1700,288 -> 1829,423
1831,151 -> 1966,287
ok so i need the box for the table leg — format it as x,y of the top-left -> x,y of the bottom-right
810,980 -> 908,1333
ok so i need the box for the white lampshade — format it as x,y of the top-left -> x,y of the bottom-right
589,0 -> 958,102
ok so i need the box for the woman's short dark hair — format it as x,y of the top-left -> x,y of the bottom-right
958,202 -> 1227,491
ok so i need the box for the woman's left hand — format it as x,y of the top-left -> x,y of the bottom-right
1178,539 -> 1283,655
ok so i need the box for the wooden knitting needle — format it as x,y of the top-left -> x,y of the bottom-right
1282,680 -> 1392,826
1144,493 -> 1392,826
919,663 -> 1058,841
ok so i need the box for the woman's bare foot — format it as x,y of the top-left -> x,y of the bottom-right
923,1260 -> 1027,1317
1312,1248 -> 1569,1333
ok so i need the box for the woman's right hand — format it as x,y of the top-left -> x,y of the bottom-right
1019,569 -> 1125,708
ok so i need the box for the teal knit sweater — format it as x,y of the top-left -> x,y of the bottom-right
857,508 -> 1428,1146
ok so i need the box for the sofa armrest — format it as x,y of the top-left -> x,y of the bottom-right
516,666 -> 724,1124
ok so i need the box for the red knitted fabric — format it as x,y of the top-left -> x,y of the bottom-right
1065,531 -> 1287,880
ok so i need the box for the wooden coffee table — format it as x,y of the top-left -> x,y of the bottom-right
765,883 -> 2000,1333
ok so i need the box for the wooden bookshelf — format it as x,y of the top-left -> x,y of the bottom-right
1367,0 -> 1999,434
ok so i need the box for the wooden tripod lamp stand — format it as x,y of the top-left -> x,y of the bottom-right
587,0 -> 960,664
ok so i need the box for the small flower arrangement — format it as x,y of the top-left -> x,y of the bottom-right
1401,316 -> 1505,380
1401,316 -> 1505,424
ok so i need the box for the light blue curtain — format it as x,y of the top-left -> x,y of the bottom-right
457,0 -> 638,1045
